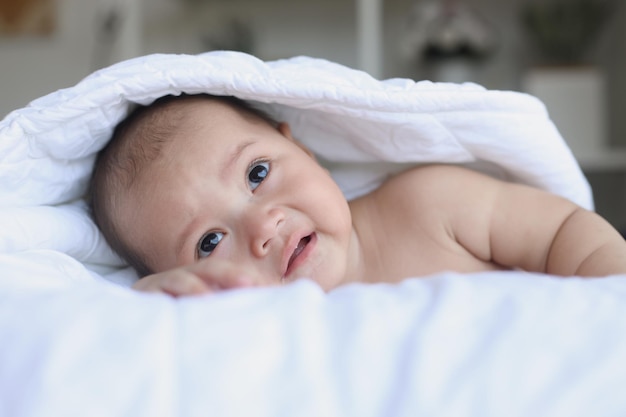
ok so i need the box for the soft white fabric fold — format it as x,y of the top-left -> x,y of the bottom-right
1,51 -> 589,208
0,51 -> 591,280
2,271 -> 626,417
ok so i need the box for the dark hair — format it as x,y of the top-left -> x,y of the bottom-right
88,94 -> 277,276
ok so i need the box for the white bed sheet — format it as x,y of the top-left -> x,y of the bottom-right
2,265 -> 626,417
1,51 -> 624,417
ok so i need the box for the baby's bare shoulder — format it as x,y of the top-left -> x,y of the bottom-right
376,164 -> 498,204
352,164 -> 503,275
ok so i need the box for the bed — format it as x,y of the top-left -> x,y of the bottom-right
1,51 -> 626,417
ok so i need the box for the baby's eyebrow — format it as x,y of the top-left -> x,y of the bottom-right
220,141 -> 254,182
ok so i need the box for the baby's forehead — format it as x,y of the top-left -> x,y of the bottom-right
131,96 -> 275,165
142,98 -> 227,142
167,95 -> 239,115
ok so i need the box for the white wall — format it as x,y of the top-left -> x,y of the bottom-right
0,0 -> 141,118
141,0 -> 357,65
1,0 -> 95,116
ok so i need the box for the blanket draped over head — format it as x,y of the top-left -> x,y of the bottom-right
0,51 -> 591,282
2,52 -> 624,417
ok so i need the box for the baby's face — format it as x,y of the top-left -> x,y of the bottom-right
118,100 -> 354,290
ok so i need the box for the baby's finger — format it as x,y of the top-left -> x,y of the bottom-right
160,272 -> 214,297
134,270 -> 212,297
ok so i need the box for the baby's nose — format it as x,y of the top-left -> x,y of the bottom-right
246,206 -> 285,258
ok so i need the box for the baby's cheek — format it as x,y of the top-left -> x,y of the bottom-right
316,245 -> 350,291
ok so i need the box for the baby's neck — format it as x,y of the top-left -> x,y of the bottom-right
342,197 -> 391,286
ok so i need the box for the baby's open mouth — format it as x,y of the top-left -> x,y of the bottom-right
287,234 -> 312,271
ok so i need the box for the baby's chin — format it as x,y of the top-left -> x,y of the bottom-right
306,270 -> 348,292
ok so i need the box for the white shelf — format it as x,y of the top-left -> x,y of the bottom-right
575,148 -> 626,171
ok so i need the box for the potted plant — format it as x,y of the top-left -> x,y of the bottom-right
521,0 -> 617,65
520,0 -> 620,159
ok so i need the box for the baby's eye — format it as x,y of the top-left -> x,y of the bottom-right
247,161 -> 270,191
197,231 -> 224,258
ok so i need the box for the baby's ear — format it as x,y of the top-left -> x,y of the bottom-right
277,122 -> 315,159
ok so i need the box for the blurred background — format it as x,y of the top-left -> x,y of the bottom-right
1,0 -> 624,230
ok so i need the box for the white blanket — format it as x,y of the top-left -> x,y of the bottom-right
2,51 -> 625,417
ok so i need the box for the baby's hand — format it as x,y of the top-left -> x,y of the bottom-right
132,258 -> 263,297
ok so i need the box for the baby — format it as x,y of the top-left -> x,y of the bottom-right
89,94 -> 626,296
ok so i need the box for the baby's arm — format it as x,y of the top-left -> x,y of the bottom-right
404,165 -> 626,277
546,207 -> 626,276
482,173 -> 626,277
132,258 -> 261,297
